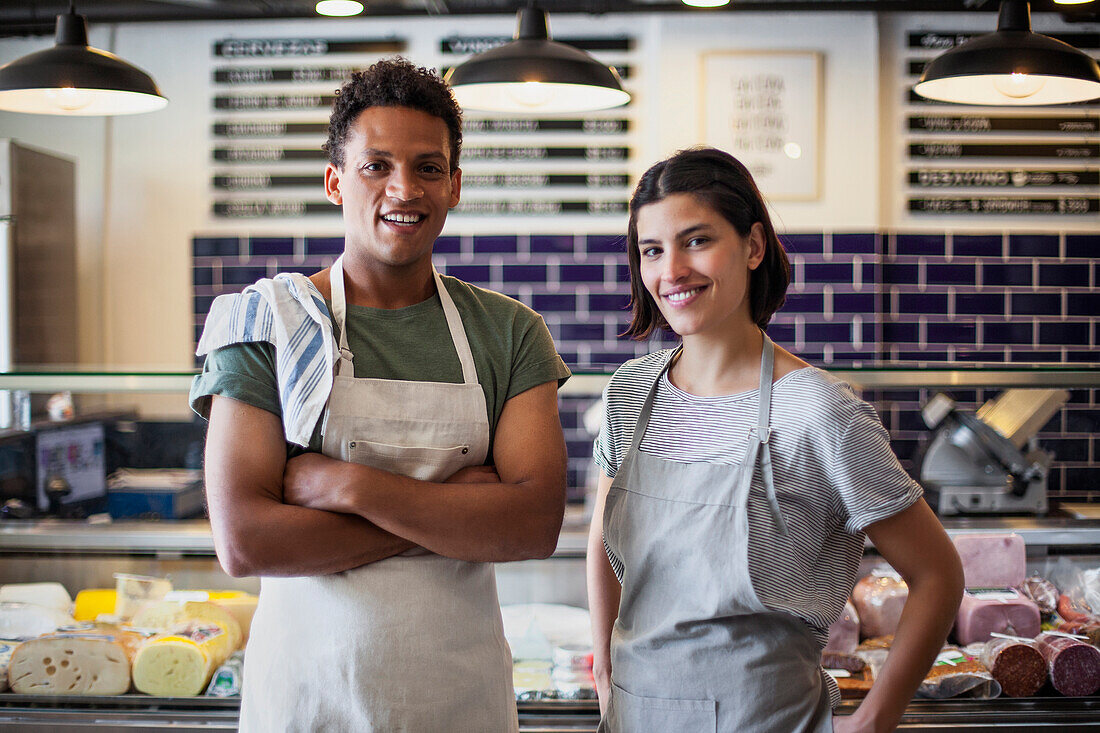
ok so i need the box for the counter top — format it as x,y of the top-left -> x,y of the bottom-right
1,514 -> 1098,557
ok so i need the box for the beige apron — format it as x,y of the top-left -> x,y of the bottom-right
239,255 -> 518,732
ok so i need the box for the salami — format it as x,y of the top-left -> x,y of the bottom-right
1036,633 -> 1100,697
980,636 -> 1046,698
1015,576 -> 1058,617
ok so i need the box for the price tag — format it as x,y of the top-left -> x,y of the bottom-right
824,669 -> 851,678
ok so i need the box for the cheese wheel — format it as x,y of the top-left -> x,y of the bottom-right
131,601 -> 242,653
7,629 -> 141,695
132,622 -> 231,697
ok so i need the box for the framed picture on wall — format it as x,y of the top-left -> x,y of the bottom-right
699,51 -> 822,201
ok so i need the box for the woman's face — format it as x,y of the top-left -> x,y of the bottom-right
636,193 -> 764,339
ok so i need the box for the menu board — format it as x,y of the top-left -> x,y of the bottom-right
903,30 -> 1099,218
208,32 -> 637,223
440,35 -> 636,219
209,36 -> 407,219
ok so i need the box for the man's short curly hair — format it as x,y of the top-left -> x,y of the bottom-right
323,56 -> 463,172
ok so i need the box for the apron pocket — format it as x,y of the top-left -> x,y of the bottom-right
608,682 -> 716,733
347,439 -> 471,481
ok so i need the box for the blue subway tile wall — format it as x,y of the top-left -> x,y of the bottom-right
194,230 -> 1097,504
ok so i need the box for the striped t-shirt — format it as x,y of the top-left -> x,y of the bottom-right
594,349 -> 923,648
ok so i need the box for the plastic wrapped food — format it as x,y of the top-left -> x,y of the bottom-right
0,602 -> 75,641
7,627 -> 144,695
917,647 -> 1001,700
0,642 -> 12,692
1057,621 -> 1100,647
132,621 -> 235,697
953,533 -> 1026,589
512,660 -> 554,701
1015,576 -> 1059,618
0,583 -> 73,616
822,652 -> 865,673
131,601 -> 243,654
205,651 -> 244,697
1036,632 -> 1100,697
954,590 -> 1041,646
853,569 -> 908,639
824,600 -> 860,655
980,635 -> 1046,698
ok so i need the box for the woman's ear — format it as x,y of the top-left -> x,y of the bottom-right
746,222 -> 766,271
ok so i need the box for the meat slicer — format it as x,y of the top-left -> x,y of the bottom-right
918,389 -> 1068,516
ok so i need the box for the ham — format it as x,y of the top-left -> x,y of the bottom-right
953,533 -> 1026,589
954,590 -> 1040,646
852,571 -> 908,639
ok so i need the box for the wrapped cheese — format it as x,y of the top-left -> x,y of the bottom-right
853,569 -> 908,639
980,635 -> 1046,698
953,533 -> 1026,589
132,622 -> 234,697
954,590 -> 1040,646
7,627 -> 143,695
0,601 -> 75,641
1037,632 -> 1100,697
210,594 -> 257,645
0,583 -> 73,616
131,600 -> 242,653
823,600 -> 860,655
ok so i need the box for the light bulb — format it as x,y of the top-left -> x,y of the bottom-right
992,73 -> 1046,99
46,87 -> 93,112
315,0 -> 364,17
507,82 -> 552,109
784,142 -> 802,160
682,0 -> 730,6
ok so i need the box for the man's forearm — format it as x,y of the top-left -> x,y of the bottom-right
212,494 -> 415,577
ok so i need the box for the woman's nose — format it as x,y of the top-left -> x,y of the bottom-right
661,249 -> 690,281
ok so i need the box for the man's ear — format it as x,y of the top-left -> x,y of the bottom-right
747,221 -> 766,271
324,163 -> 342,206
449,167 -> 462,209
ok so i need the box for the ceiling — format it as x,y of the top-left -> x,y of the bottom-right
1,0 -> 1097,38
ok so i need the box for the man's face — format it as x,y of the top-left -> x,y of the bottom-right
325,105 -> 460,271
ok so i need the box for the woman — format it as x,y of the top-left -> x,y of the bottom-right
586,147 -> 963,733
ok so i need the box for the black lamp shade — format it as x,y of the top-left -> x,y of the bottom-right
445,8 -> 630,113
915,0 -> 1100,106
0,12 -> 167,116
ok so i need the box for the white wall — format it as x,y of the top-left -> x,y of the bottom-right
0,11 -> 884,375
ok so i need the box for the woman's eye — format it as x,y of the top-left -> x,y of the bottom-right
640,246 -> 661,258
687,237 -> 708,247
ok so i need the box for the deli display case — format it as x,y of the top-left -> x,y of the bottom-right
0,366 -> 1097,731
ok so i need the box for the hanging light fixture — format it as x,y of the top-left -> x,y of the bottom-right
444,4 -> 630,113
0,3 -> 167,116
914,0 -> 1100,106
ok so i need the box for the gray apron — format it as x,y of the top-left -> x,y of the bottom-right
239,255 -> 517,732
600,334 -> 834,733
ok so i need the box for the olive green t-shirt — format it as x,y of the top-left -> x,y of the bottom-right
189,275 -> 571,459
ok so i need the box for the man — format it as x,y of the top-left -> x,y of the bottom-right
190,57 -> 570,731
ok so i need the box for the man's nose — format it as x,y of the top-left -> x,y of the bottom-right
386,167 -> 423,201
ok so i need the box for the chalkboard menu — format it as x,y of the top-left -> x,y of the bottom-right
904,30 -> 1099,218
209,36 -> 407,219
209,32 -> 637,223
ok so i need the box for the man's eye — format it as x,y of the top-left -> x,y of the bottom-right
421,164 -> 444,175
363,162 -> 386,172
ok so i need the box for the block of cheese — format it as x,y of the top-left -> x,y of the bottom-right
132,622 -> 234,697
954,590 -> 1040,646
0,583 -> 73,616
7,627 -> 142,695
210,594 -> 257,645
824,600 -> 861,654
852,570 -> 908,639
953,533 -> 1026,589
131,601 -> 242,653
73,590 -> 117,622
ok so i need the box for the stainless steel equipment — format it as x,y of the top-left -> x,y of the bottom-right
919,389 -> 1068,516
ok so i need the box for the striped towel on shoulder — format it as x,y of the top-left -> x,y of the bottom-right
195,273 -> 338,447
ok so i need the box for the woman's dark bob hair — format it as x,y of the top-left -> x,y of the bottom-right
624,147 -> 791,340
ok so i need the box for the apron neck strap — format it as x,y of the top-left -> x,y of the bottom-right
329,255 -> 478,385
753,333 -> 775,443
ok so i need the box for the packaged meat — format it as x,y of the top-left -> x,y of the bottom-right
823,600 -> 860,654
1058,594 -> 1098,625
917,647 -> 1001,700
822,652 -> 865,674
953,533 -> 1026,589
0,583 -> 73,616
132,621 -> 235,697
7,627 -> 143,695
1015,576 -> 1059,618
1057,621 -> 1100,647
954,590 -> 1041,646
1037,632 -> 1100,697
852,569 -> 908,638
980,634 -> 1046,698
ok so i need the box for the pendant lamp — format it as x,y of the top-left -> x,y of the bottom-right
914,0 -> 1100,106
444,5 -> 630,113
0,4 -> 167,116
